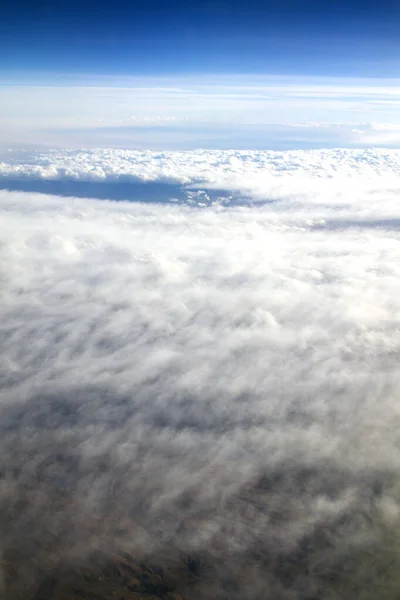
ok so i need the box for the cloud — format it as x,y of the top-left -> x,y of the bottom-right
2,146 -> 400,183
2,74 -> 400,148
2,150 -> 400,597
2,147 -> 400,216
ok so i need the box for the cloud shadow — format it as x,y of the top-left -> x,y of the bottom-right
311,218 -> 400,231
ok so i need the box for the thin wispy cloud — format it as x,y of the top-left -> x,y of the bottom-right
2,75 -> 400,149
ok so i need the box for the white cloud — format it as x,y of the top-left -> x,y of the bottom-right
2,149 -> 400,596
2,148 -> 400,222
2,74 -> 400,148
2,146 -> 400,182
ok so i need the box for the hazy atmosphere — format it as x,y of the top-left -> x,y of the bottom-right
1,0 -> 400,599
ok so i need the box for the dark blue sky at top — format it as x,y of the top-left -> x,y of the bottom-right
2,0 -> 400,77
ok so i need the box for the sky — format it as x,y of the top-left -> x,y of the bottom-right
2,0 -> 400,150
2,0 -> 400,77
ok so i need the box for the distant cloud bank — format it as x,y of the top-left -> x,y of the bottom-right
2,74 -> 400,148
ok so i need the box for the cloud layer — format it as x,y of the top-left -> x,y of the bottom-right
2,150 -> 400,597
2,75 -> 400,148
4,147 -> 400,182
2,147 -> 400,218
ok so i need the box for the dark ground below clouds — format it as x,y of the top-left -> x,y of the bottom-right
4,472 -> 400,600
5,531 -> 397,600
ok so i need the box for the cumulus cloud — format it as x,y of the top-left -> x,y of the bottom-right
2,147 -> 400,219
2,146 -> 400,185
2,150 -> 400,598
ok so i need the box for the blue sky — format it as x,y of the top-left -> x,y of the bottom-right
2,0 -> 400,77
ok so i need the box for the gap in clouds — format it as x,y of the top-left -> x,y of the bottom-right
0,178 -> 253,206
0,177 -> 191,204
